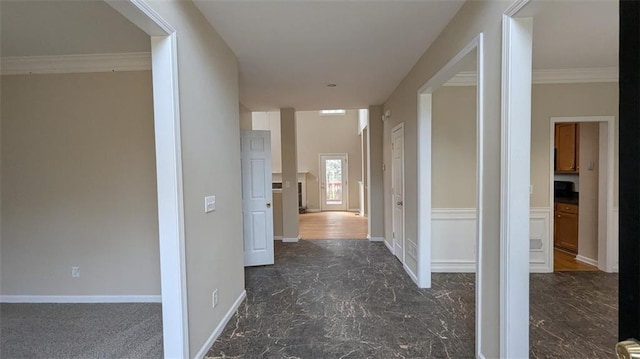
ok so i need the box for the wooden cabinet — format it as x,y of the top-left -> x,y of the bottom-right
554,203 -> 578,254
555,123 -> 580,173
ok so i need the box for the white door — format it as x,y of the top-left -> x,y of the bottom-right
320,154 -> 348,211
241,130 -> 274,266
392,124 -> 405,262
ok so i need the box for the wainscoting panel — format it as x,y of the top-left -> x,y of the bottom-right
431,208 -> 552,273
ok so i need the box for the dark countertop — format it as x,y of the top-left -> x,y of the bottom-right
555,196 -> 579,205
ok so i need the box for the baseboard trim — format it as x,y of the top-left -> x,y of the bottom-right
305,209 -> 321,213
576,255 -> 598,267
274,236 -> 283,241
348,208 -> 360,212
282,236 -> 300,243
403,264 -> 419,285
383,239 -> 394,254
193,290 -> 247,359
0,295 -> 162,303
432,261 -> 476,273
367,235 -> 384,242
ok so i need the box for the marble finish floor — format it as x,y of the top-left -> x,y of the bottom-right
207,240 -> 617,358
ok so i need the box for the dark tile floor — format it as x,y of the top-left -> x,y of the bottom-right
207,240 -> 618,359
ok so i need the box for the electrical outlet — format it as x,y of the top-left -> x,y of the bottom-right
71,266 -> 80,278
212,289 -> 219,309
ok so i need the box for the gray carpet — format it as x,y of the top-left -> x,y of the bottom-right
0,302 -> 162,359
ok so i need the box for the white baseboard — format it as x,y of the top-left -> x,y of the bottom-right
274,236 -> 283,241
431,260 -> 476,273
367,235 -> 384,242
305,209 -> 321,213
348,208 -> 360,212
403,264 -> 419,285
282,236 -> 300,243
194,290 -> 247,359
576,255 -> 598,267
383,239 -> 394,254
0,295 -> 162,303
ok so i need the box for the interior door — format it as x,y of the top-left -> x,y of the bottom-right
392,124 -> 404,262
320,154 -> 348,211
241,130 -> 274,267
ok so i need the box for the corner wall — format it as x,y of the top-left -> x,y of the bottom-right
146,1 -> 245,356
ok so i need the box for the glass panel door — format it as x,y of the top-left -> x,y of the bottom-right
320,154 -> 348,211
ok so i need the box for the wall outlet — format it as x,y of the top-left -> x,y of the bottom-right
71,266 -> 80,278
212,289 -> 219,309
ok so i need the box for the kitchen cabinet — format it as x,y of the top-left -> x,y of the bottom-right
554,202 -> 579,254
555,123 -> 580,173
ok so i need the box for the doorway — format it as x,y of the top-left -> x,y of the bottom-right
391,123 -> 405,262
319,153 -> 348,211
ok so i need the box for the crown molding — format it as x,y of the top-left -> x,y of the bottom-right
444,67 -> 618,86
0,52 -> 151,75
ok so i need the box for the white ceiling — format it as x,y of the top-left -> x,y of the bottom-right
0,1 -> 149,57
525,0 -> 618,69
194,1 -> 465,111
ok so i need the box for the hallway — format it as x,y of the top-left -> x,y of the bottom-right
206,240 -> 617,358
299,212 -> 367,240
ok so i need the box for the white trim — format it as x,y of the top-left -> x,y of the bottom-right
283,236 -> 300,243
0,53 -> 151,75
500,14 -> 532,359
612,207 -> 619,272
432,208 -> 477,220
193,290 -> 247,359
444,67 -> 618,86
383,238 -> 395,254
274,236 -> 283,241
348,208 -> 360,212
549,116 -> 616,273
504,0 -> 531,16
576,255 -> 599,267
432,260 -> 476,273
418,34 -> 484,356
305,209 -> 321,213
403,264 -> 419,285
106,2 -> 188,358
0,295 -> 161,303
367,235 -> 384,242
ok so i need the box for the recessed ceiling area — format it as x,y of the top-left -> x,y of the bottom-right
0,1 -> 149,57
194,1 -> 465,111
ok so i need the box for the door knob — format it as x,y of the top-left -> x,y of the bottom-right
266,203 -> 271,208
616,339 -> 640,359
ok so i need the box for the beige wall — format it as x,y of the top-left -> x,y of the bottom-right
296,110 -> 361,210
239,103 -> 252,130
252,111 -> 282,173
1,71 -> 160,296
432,85 -> 477,208
531,82 -> 618,207
578,122 -> 599,261
147,1 -> 245,356
382,2 -> 511,355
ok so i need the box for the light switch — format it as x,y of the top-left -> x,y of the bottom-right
205,196 -> 216,213
285,181 -> 290,188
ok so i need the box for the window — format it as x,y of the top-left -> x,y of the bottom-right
319,109 -> 346,116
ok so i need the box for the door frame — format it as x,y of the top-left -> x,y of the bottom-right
318,153 -> 349,211
391,123 -> 406,264
549,116 -> 616,272
105,1 -> 188,357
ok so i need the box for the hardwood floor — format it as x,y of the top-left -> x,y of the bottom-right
554,249 -> 599,272
299,211 -> 367,240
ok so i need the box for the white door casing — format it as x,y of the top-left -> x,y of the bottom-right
320,154 -> 348,211
241,130 -> 274,266
392,124 -> 405,263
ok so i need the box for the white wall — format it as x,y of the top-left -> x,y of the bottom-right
1,71 -> 160,296
146,1 -> 246,356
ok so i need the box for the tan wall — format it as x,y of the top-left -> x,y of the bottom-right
252,111 -> 282,173
147,1 -> 245,356
273,191 -> 283,237
239,103 -> 252,130
432,85 -> 477,208
578,123 -> 599,261
296,110 -> 361,210
531,82 -> 618,207
1,71 -> 160,296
